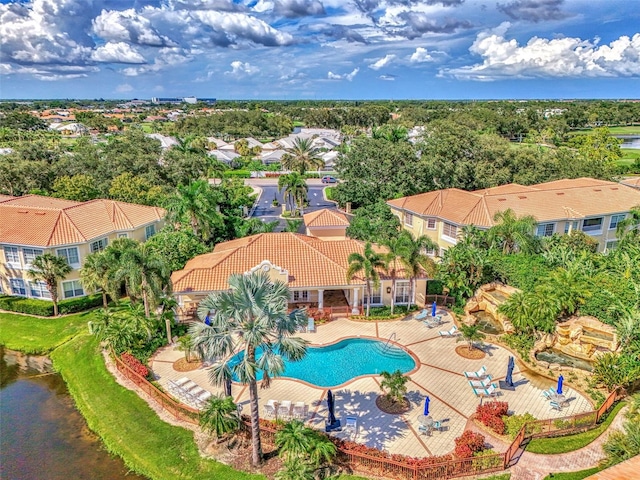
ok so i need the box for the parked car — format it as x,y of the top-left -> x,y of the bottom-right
321,176 -> 337,184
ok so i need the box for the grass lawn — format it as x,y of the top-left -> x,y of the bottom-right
325,186 -> 336,201
51,334 -> 263,480
571,126 -> 640,135
543,467 -> 600,479
0,310 -> 93,354
617,148 -> 640,167
526,401 -> 625,455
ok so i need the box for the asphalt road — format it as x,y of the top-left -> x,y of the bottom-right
246,178 -> 337,230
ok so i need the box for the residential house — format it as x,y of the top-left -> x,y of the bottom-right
0,195 -> 165,301
171,233 -> 428,317
387,178 -> 640,254
303,209 -> 350,240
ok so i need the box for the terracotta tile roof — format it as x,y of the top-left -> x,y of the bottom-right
585,455 -> 640,479
171,233 -> 419,294
303,209 -> 350,227
388,178 -> 640,227
0,194 -> 16,203
0,195 -> 165,247
621,177 -> 640,189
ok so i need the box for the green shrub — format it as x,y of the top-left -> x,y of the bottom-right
426,280 -> 444,295
0,294 -> 103,316
503,333 -> 535,359
504,413 -> 538,439
223,170 -> 251,178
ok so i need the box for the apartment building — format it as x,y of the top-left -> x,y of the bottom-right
0,195 -> 165,300
387,178 -> 640,254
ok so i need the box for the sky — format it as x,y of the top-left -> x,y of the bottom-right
1,0 -> 639,100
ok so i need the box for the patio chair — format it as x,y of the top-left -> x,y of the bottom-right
414,309 -> 429,320
418,423 -> 431,435
473,383 -> 500,398
541,390 -> 552,400
468,375 -> 493,388
438,325 -> 458,337
423,315 -> 443,328
278,400 -> 292,419
307,317 -> 316,333
264,403 -> 277,418
464,365 -> 488,380
550,401 -> 562,411
175,377 -> 191,387
293,402 -> 307,420
344,417 -> 358,437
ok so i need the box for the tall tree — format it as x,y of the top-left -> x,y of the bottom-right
27,253 -> 72,316
281,138 -> 324,174
190,272 -> 308,466
488,209 -> 539,254
165,180 -> 224,241
80,251 -> 117,308
398,233 -> 438,309
278,173 -> 308,216
383,234 -> 405,315
346,243 -> 385,317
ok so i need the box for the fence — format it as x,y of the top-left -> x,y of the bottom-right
425,295 -> 455,308
111,350 -> 200,425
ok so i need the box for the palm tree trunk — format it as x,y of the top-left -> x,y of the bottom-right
407,278 -> 415,310
102,291 -> 108,308
366,281 -> 371,317
142,278 -> 150,318
390,276 -> 396,315
248,379 -> 263,466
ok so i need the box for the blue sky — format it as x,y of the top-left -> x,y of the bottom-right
1,0 -> 639,100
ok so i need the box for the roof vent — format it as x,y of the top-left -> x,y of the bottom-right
497,198 -> 506,202
594,188 -> 602,192
18,209 -> 28,213
556,192 -> 565,195
35,211 -> 46,215
611,187 -> 618,190
518,195 -> 527,199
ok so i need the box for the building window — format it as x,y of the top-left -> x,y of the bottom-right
10,278 -> 26,296
404,212 -> 413,227
424,247 -> 436,256
564,221 -> 578,234
426,218 -> 436,230
23,248 -> 44,267
118,233 -> 129,238
395,282 -> 410,304
609,214 -> 625,230
30,281 -> 50,298
90,238 -> 108,253
606,241 -> 618,251
370,286 -> 382,305
582,217 -> 603,233
145,224 -> 156,240
4,246 -> 20,265
536,223 -> 555,237
57,247 -> 80,267
442,222 -> 458,239
63,280 -> 84,299
293,290 -> 309,302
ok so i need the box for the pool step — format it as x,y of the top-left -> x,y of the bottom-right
371,343 -> 408,359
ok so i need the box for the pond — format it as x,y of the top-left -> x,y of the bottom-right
616,135 -> 640,149
0,347 -> 146,480
470,311 -> 504,335
535,348 -> 594,372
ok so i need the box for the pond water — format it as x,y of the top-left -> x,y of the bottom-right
470,311 -> 504,335
617,135 -> 640,149
0,347 -> 146,480
535,348 -> 594,372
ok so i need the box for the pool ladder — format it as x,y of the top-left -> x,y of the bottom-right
382,333 -> 397,351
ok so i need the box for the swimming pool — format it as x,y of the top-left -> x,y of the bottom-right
229,338 -> 415,387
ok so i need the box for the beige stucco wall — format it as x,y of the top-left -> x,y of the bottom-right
305,226 -> 347,241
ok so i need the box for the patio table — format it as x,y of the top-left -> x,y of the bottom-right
550,394 -> 568,405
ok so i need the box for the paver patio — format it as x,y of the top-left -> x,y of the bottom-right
151,312 -> 593,457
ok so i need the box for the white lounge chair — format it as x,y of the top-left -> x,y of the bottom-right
473,383 -> 500,398
438,325 -> 458,337
414,309 -> 429,320
264,399 -> 277,418
278,400 -> 292,419
344,416 -> 358,437
468,375 -> 493,388
464,365 -> 488,380
293,402 -> 307,420
550,401 -> 562,411
307,317 -> 316,333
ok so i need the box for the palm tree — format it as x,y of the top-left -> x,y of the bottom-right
616,206 -> 640,242
275,458 -> 314,480
383,234 -> 405,315
282,138 -> 324,174
165,180 -> 224,240
278,173 -> 308,216
346,243 -> 385,317
379,370 -> 409,405
116,242 -> 169,318
80,251 -> 116,308
275,420 -> 336,469
398,233 -> 438,310
489,208 -> 539,254
27,253 -> 72,316
285,219 -> 303,233
189,272 -> 308,466
456,323 -> 486,351
199,394 -> 241,443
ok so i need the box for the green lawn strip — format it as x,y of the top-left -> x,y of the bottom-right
543,466 -> 600,480
0,310 -> 92,354
325,186 -> 335,201
50,334 -> 263,480
526,401 -> 625,455
570,126 -> 640,135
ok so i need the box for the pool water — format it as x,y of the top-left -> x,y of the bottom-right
535,349 -> 594,372
229,338 -> 415,387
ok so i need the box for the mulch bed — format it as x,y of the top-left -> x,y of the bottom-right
375,395 -> 411,414
173,358 -> 202,372
455,345 -> 486,360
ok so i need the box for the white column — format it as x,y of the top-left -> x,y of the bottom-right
318,289 -> 324,311
352,288 -> 360,314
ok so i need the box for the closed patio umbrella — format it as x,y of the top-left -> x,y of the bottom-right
431,301 -> 437,317
423,396 -> 430,416
557,375 -> 564,395
327,389 -> 337,425
506,356 -> 515,388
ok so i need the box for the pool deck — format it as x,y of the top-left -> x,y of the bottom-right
151,312 -> 594,457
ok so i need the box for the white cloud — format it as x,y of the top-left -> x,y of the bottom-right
409,47 -> 435,63
327,67 -> 359,81
442,24 -> 640,80
116,83 -> 134,93
225,60 -> 259,76
368,54 -> 395,70
379,74 -> 395,81
92,9 -> 172,47
91,42 -> 146,64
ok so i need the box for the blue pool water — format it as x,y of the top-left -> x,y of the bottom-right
229,338 -> 415,387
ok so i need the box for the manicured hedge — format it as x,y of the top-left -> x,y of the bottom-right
0,294 -> 103,316
222,170 -> 251,178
